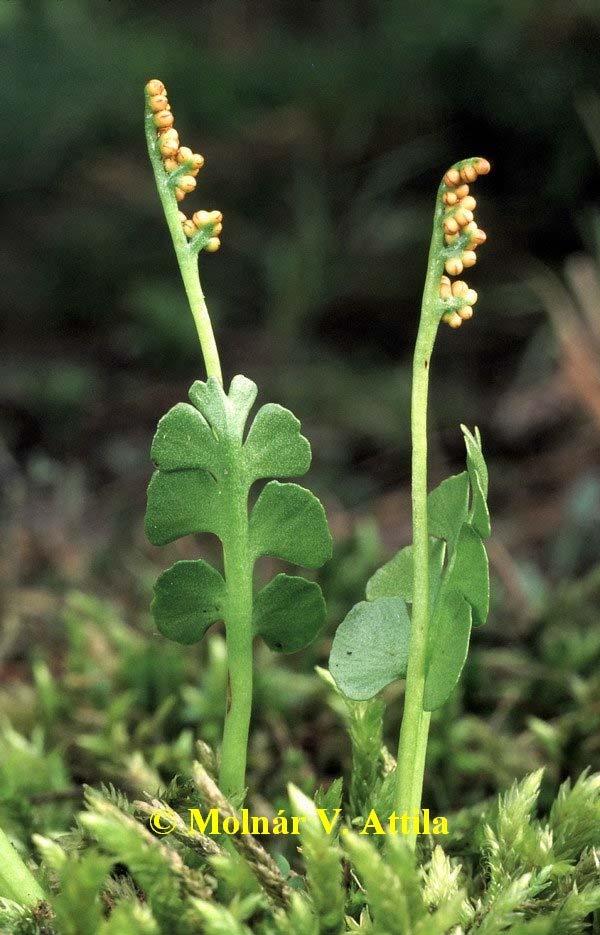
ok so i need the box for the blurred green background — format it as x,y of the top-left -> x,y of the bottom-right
1,0 -> 600,814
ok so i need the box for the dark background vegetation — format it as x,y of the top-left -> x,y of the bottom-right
2,0 -> 600,818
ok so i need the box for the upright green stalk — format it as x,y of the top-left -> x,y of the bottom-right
393,191 -> 444,843
144,101 -> 222,385
219,462 -> 254,795
0,826 -> 46,907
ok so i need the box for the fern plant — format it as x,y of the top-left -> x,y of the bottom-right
143,80 -> 332,797
329,158 -> 492,846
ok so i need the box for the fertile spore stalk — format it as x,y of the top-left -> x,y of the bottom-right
143,81 -> 331,798
144,79 -> 223,382
329,157 -> 491,849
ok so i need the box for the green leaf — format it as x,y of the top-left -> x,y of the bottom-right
188,376 -> 229,436
469,469 -> 491,540
227,374 -> 259,437
366,538 -> 445,603
329,597 -> 411,700
146,376 -> 332,690
461,424 -> 488,497
446,524 -> 489,626
145,377 -> 262,548
252,574 -> 326,652
188,374 -> 258,441
189,374 -> 258,441
249,481 -> 332,568
427,472 -> 469,554
244,404 -> 311,482
461,425 -> 491,539
145,469 -> 225,545
151,560 -> 225,644
423,591 -> 472,711
150,402 -> 219,475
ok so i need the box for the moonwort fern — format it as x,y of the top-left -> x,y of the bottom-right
143,80 -> 332,798
329,158 -> 492,846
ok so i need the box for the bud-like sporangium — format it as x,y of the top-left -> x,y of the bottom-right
460,195 -> 476,211
178,175 -> 197,194
443,168 -> 461,187
182,219 -> 197,237
192,210 -> 211,228
145,79 -> 165,97
192,210 -> 222,230
451,280 -> 469,298
454,207 -> 474,227
149,95 -> 170,114
189,154 -> 204,175
159,132 -> 179,158
439,157 -> 490,327
445,257 -> 463,276
178,208 -> 224,245
439,275 -> 453,299
154,110 -> 174,130
442,311 -> 463,328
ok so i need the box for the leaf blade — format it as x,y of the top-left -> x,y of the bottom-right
329,597 -> 411,700
470,469 -> 491,539
252,574 -> 326,653
188,376 -> 228,435
249,481 -> 332,568
461,425 -> 491,539
151,559 -> 225,645
150,402 -> 219,475
446,524 -> 489,627
366,538 -> 446,604
427,472 -> 470,554
226,374 -> 258,437
423,591 -> 472,711
145,469 -> 225,545
244,403 -> 311,482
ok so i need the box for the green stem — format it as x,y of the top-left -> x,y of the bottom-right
144,103 -> 223,384
219,485 -> 254,798
393,187 -> 445,848
0,826 -> 46,907
412,709 -> 431,799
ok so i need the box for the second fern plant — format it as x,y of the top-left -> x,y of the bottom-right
330,158 -> 492,847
